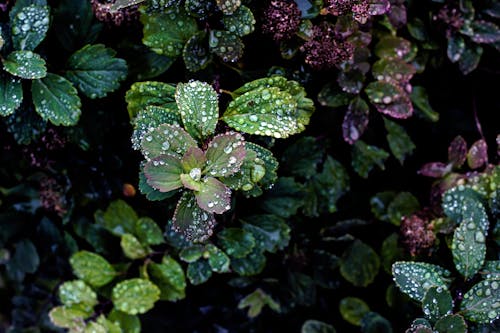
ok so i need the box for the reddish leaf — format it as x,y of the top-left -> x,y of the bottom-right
141,124 -> 197,160
195,177 -> 232,214
418,162 -> 450,178
181,147 -> 206,172
342,97 -> 369,144
205,132 -> 246,177
365,81 -> 413,119
447,136 -> 467,168
172,192 -> 216,243
467,139 -> 488,169
144,155 -> 183,192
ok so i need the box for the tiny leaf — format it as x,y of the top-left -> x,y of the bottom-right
121,233 -> 148,259
340,240 -> 380,287
70,251 -> 116,287
206,244 -> 231,273
467,139 -> 488,169
112,278 -> 160,315
148,255 -> 186,301
339,297 -> 370,326
422,286 -> 453,323
352,141 -> 390,178
384,117 -> 416,164
238,288 -> 280,318
343,97 -> 370,144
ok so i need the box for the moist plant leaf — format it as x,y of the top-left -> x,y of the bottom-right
205,132 -> 246,177
172,192 -> 217,242
460,279 -> 500,323
126,81 -> 177,119
183,31 -> 211,72
216,0 -> 241,14
422,286 -> 453,323
141,123 -> 197,160
375,36 -> 412,59
470,20 -> 500,44
467,139 -> 488,169
340,240 -> 380,287
108,310 -> 141,333
241,215 -> 290,253
458,44 -> 483,75
392,261 -> 451,302
144,154 -> 183,193
343,97 -> 370,144
49,305 -> 89,329
148,255 -> 186,301
372,58 -> 416,83
31,73 -> 81,126
65,44 -> 128,99
195,177 -> 232,214
96,199 -> 138,236
218,228 -> 255,258
448,136 -> 468,167
0,73 -> 23,116
187,259 -> 213,285
131,105 -> 181,150
447,34 -> 465,63
135,217 -> 164,246
209,30 -> 244,62
11,4 -> 50,51
352,140 -> 390,178
175,80 -> 219,141
141,7 -> 198,58
301,320 -> 336,333
3,50 -> 47,79
231,249 -> 266,276
339,297 -> 370,326
451,216 -> 486,279
58,280 -> 98,311
384,117 -> 416,164
112,278 -> 161,315
206,244 -> 230,273
179,245 -> 205,263
434,314 -> 467,333
70,251 -> 116,287
317,81 -> 352,108
222,5 -> 255,37
410,86 -> 439,122
121,233 -> 148,259
181,147 -> 206,174
238,288 -> 280,318
365,81 -> 413,119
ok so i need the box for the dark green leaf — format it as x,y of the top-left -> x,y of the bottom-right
317,81 -> 352,108
458,44 -> 483,75
238,288 -> 280,318
281,136 -> 323,179
222,5 -> 255,37
112,278 -> 161,315
205,132 -> 246,177
340,240 -> 380,287
392,262 -> 451,301
343,97 -> 370,144
148,255 -> 186,301
96,199 -> 138,236
131,105 -> 181,150
206,244 -> 230,273
387,192 -> 420,226
65,44 -> 127,99
231,249 -> 266,276
135,217 -> 164,246
422,286 -> 453,323
360,312 -> 393,333
209,30 -> 244,62
410,86 -> 439,122
182,31 -> 211,72
339,297 -> 370,326
10,4 -> 50,50
6,239 -> 39,280
301,320 -> 336,333
352,141 -> 390,178
187,259 -> 212,285
260,177 -> 305,217
108,310 -> 141,333
434,314 -> 467,333
447,34 -> 465,63
0,72 -> 23,116
179,245 -> 204,263
3,50 -> 46,79
461,279 -> 500,323
125,81 -> 177,119
216,0 -> 241,14
451,216 -> 487,279
218,228 -> 256,258
242,215 -> 290,253
172,192 -> 216,242
384,118 -> 416,164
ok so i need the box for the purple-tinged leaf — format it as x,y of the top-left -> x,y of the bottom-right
467,139 -> 488,169
205,132 -> 246,177
374,36 -> 411,60
343,97 -> 370,144
470,21 -> 500,44
448,136 -> 467,168
195,177 -> 232,214
365,81 -> 413,119
368,0 -> 391,16
181,147 -> 206,172
458,45 -> 483,75
141,124 -> 197,160
144,155 -> 183,192
172,192 -> 216,243
372,58 -> 416,83
447,34 -> 465,63
337,69 -> 365,94
418,162 -> 451,178
180,174 -> 202,192
387,4 -> 407,28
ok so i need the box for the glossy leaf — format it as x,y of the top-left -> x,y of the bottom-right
365,81 -> 413,119
222,5 -> 255,37
175,80 -> 219,141
65,44 -> 127,99
422,286 -> 453,322
3,50 -> 47,79
96,199 -> 138,236
11,4 -> 50,50
410,86 -> 439,122
461,279 -> 500,323
183,31 -> 211,72
216,0 -> 241,14
372,58 -> 416,83
375,36 -> 412,60
467,139 -> 488,169
205,132 -> 246,177
0,73 -> 23,116
141,123 -> 197,161
218,228 -> 255,258
434,314 -> 467,333
352,141 -> 390,178
58,280 -> 97,310
209,30 -> 244,62
206,244 -> 231,273
148,255 -> 186,301
135,217 -> 164,246
317,82 -> 352,108
112,278 -> 161,315
384,117 -> 416,164
49,305 -> 89,329
144,154 -> 183,192
339,297 -> 370,326
451,216 -> 486,279
195,177 -> 232,214
187,259 -> 212,285
340,240 -> 380,287
242,214 -> 290,253
392,262 -> 451,301
238,288 -> 280,318
447,34 -> 465,63
121,233 -> 148,259
172,192 -> 217,242
448,136 -> 468,167
141,7 -> 197,58
131,106 -> 181,150
231,249 -> 266,276
179,245 -> 204,263
70,251 -> 116,287
31,73 -> 81,126
343,97 -> 370,144
125,81 -> 177,119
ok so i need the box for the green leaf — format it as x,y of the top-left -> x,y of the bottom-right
434,314 -> 467,333
195,177 -> 232,214
231,249 -> 266,276
141,7 -> 198,57
365,81 -> 413,119
0,73 -> 23,116
352,141 -> 390,178
370,191 -> 397,222
58,280 -> 98,311
49,305 -> 89,329
131,105 -> 181,150
451,217 -> 487,279
380,233 -> 405,274
148,255 -> 186,301
143,154 -> 183,193
246,142 -> 278,189
181,147 -> 206,177
141,123 -> 197,160
360,312 -> 393,333
447,34 -> 465,63
205,244 -> 230,273
216,0 -> 241,14
205,132 -> 246,177
65,44 -> 127,99
138,167 -> 176,201
70,251 -> 116,287
6,239 -> 40,281
461,279 -> 500,323
135,217 -> 164,246
31,73 -> 82,126
260,177 -> 305,217
96,199 -> 138,236
108,310 -> 141,333
11,4 -> 50,50
342,96 -> 370,144
209,30 -> 244,62
481,260 -> 500,280
442,187 -> 487,228
281,136 -> 323,179
187,259 -> 213,285
340,240 -> 380,287
238,288 -> 280,318
339,297 -> 371,326
470,20 -> 500,44
222,5 -> 255,37
372,58 -> 416,83
179,245 -> 205,263
121,233 -> 148,259
172,192 -> 216,242
374,36 -> 411,59
317,81 -> 352,108
387,192 -> 420,226
3,50 -> 46,79
125,81 -> 177,119
384,117 -> 416,164
410,86 -> 439,122
175,80 -> 219,141
392,262 -> 451,302
182,31 -> 211,72
422,286 -> 453,323
242,214 -> 290,253
301,320 -> 336,333
458,44 -> 483,75
112,278 -> 160,315
218,228 -> 255,258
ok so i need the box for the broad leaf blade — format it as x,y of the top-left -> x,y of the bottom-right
3,50 -> 47,79
144,154 -> 183,192
172,192 -> 217,242
195,177 -> 232,214
70,251 -> 116,287
11,4 -> 50,51
365,81 -> 413,119
461,279 -> 500,323
148,255 -> 186,301
112,278 -> 160,315
131,105 -> 181,150
205,132 -> 246,177
141,123 -> 197,160
384,117 -> 416,164
126,81 -> 177,119
0,73 -> 23,116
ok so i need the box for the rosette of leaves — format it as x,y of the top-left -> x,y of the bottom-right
136,0 -> 255,71
0,0 -> 127,129
392,178 -> 500,331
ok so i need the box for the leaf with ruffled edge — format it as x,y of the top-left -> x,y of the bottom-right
175,80 -> 219,141
126,81 -> 177,119
172,192 -> 216,242
141,123 -> 197,160
11,4 -> 50,51
3,50 -> 47,79
195,177 -> 232,214
205,132 -> 246,177
112,278 -> 160,315
144,154 -> 183,193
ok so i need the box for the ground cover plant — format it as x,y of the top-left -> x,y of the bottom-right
0,0 -> 499,332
